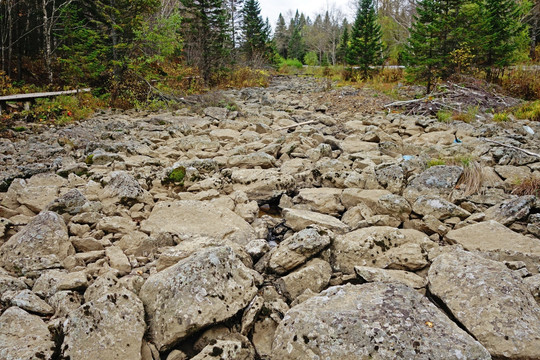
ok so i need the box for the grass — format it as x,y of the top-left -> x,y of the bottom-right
493,112 -> 510,122
455,161 -> 484,197
514,100 -> 540,121
511,177 -> 540,197
437,110 -> 452,123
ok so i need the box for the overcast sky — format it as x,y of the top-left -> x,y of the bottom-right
259,0 -> 354,30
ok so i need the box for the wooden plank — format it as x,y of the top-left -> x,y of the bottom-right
0,88 -> 91,102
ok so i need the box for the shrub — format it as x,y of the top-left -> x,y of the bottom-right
493,112 -> 510,122
514,100 -> 540,121
500,68 -> 540,100
436,110 -> 452,122
304,52 -> 319,66
511,177 -> 540,197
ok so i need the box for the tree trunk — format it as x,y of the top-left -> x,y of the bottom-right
42,0 -> 53,84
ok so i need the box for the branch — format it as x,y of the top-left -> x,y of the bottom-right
481,138 -> 540,159
275,120 -> 318,131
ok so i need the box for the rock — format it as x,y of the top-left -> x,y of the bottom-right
375,163 -> 405,193
377,193 -> 412,221
228,152 -> 276,169
282,208 -> 349,233
0,211 -> 74,274
271,283 -> 490,360
46,188 -> 88,215
275,258 -> 332,301
244,239 -> 270,260
192,340 -> 254,360
412,195 -> 470,220
403,165 -> 463,201
0,307 -> 55,360
0,273 -> 28,294
231,169 -> 296,201
139,246 -> 258,351
48,290 -> 83,318
117,231 -> 174,257
101,171 -> 150,205
331,226 -> 436,274
484,195 -> 535,226
205,107 -> 228,121
97,216 -> 137,234
8,289 -> 54,315
340,189 -> 391,211
445,220 -> 540,273
16,173 -> 67,213
141,201 -> 255,245
62,288 -> 146,360
292,188 -> 344,216
105,245 -> 131,275
268,226 -> 333,274
429,248 -> 540,359
354,266 -> 427,289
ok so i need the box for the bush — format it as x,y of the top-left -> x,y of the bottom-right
500,68 -> 540,100
304,52 -> 319,66
514,100 -> 540,121
437,110 -> 452,122
511,176 -> 540,197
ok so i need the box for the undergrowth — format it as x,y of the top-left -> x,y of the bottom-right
511,177 -> 540,197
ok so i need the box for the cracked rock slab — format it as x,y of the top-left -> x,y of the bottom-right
428,248 -> 540,359
272,282 -> 490,360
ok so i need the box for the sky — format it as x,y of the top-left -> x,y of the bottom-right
258,0 -> 354,30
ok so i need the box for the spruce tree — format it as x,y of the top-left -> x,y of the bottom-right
337,19 -> 349,64
347,0 -> 384,79
181,0 -> 230,84
288,11 -> 306,61
274,14 -> 289,58
241,0 -> 269,61
479,0 -> 527,81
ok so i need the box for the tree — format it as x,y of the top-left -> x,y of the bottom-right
241,0 -> 269,62
274,13 -> 289,58
479,0 -> 528,80
288,11 -> 306,61
337,19 -> 349,64
181,0 -> 230,84
347,0 -> 384,79
224,0 -> 243,49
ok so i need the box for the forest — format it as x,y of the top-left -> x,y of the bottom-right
0,0 -> 539,120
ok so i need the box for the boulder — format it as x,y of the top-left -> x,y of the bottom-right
46,188 -> 88,215
16,173 -> 67,213
484,195 -> 535,226
268,226 -> 333,274
275,258 -> 332,301
331,226 -> 437,273
354,266 -> 427,289
228,152 -> 276,169
141,201 -> 255,245
139,246 -> 258,351
282,208 -> 349,233
272,283 -> 490,360
445,220 -> 540,273
0,307 -> 55,360
340,189 -> 391,211
7,289 -> 54,315
403,165 -> 463,201
429,248 -> 540,359
101,171 -> 150,205
62,288 -> 145,360
292,188 -> 344,216
192,340 -> 254,360
0,211 -> 74,274
412,195 -> 470,220
231,169 -> 296,201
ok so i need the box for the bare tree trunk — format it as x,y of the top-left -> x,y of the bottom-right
7,0 -> 12,77
42,0 -> 53,84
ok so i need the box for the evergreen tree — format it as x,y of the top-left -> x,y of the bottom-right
224,0 -> 244,48
347,0 -> 384,79
181,0 -> 230,84
241,0 -> 269,61
479,0 -> 527,81
274,13 -> 289,58
337,19 -> 349,64
288,10 -> 306,61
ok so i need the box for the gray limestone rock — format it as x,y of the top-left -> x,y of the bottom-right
282,208 -> 349,233
139,246 -> 259,351
62,288 -> 145,360
403,165 -> 463,201
272,283 -> 490,360
268,226 -> 333,274
141,201 -> 255,245
331,226 -> 437,274
46,188 -> 88,215
275,258 -> 332,301
0,307 -> 55,360
484,195 -> 535,226
0,211 -> 74,274
429,248 -> 540,359
412,195 -> 470,220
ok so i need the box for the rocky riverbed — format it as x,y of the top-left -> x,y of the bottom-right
0,76 -> 539,359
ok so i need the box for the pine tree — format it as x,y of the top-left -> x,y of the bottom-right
288,10 -> 306,61
404,0 -> 442,93
241,0 -> 269,61
274,14 -> 289,58
479,0 -> 527,81
347,0 -> 384,79
224,0 -> 244,49
337,19 -> 349,64
181,0 -> 230,84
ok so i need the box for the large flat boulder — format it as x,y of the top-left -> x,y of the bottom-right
141,200 -> 255,245
272,283 -> 490,360
403,165 -> 463,201
429,248 -> 540,359
139,246 -> 259,351
331,226 -> 437,273
445,220 -> 540,273
0,211 -> 74,274
282,208 -> 349,233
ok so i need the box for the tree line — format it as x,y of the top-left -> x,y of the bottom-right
0,0 -> 539,93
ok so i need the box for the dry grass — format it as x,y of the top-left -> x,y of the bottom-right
511,177 -> 540,197
455,161 -> 485,197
